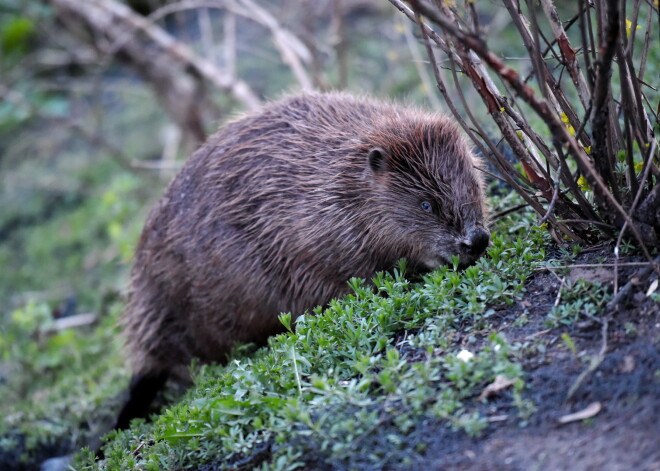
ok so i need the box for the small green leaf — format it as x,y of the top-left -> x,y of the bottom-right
1,17 -> 35,53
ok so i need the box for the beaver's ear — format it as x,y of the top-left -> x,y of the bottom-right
367,147 -> 389,175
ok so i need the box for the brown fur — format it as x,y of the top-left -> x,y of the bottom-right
121,91 -> 489,380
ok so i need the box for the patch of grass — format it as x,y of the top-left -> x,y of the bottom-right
545,279 -> 612,328
72,206 -> 548,470
0,300 -> 128,466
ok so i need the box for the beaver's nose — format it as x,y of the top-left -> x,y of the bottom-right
460,228 -> 490,256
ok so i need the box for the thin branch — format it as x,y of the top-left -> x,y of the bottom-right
401,18 -> 443,109
491,203 -> 530,221
224,10 -> 236,79
238,0 -> 314,90
565,319 -> 608,402
538,160 -> 563,226
558,219 -> 617,230
589,0 -> 619,197
540,0 -> 591,109
331,0 -> 348,89
71,0 -> 262,111
197,7 -> 218,64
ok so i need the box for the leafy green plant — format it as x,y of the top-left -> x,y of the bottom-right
0,301 -> 127,465
546,279 -> 612,328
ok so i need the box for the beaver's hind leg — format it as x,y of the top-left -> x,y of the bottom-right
114,371 -> 169,431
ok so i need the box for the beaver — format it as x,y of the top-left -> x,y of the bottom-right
115,91 -> 490,429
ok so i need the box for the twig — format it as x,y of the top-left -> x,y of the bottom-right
578,0 -> 595,86
239,0 -> 313,90
606,255 -> 660,311
129,161 -> 183,171
614,241 -> 620,294
43,313 -> 98,333
549,271 -> 567,308
76,0 -> 262,111
524,328 -> 552,340
224,11 -> 236,81
491,203 -> 530,221
637,4 -> 654,88
331,0 -> 348,89
536,262 -> 654,271
290,346 -> 303,396
387,0 -> 450,54
131,441 -> 146,456
521,0 -> 548,100
401,18 -> 443,109
538,159 -> 563,226
197,7 -> 217,64
565,318 -> 608,402
540,0 -> 591,108
558,219 -> 616,230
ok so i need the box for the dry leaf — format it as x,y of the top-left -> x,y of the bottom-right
646,279 -> 658,297
478,375 -> 516,400
487,414 -> 509,423
568,267 -> 614,284
558,402 -> 602,424
620,355 -> 636,373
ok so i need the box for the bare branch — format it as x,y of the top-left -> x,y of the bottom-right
540,0 -> 591,109
396,0 -> 657,257
197,7 -> 218,64
224,11 -> 237,79
94,0 -> 262,110
238,0 -> 314,90
589,0 -> 619,194
45,0 -> 261,146
401,18 -> 443,110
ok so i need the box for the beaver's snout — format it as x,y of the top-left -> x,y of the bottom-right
460,227 -> 490,257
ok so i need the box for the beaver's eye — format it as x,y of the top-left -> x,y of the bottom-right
421,201 -> 433,213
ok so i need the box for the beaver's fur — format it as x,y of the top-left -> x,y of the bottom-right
115,92 -> 490,429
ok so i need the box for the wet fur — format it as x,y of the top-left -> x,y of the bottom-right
118,92 -> 489,425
